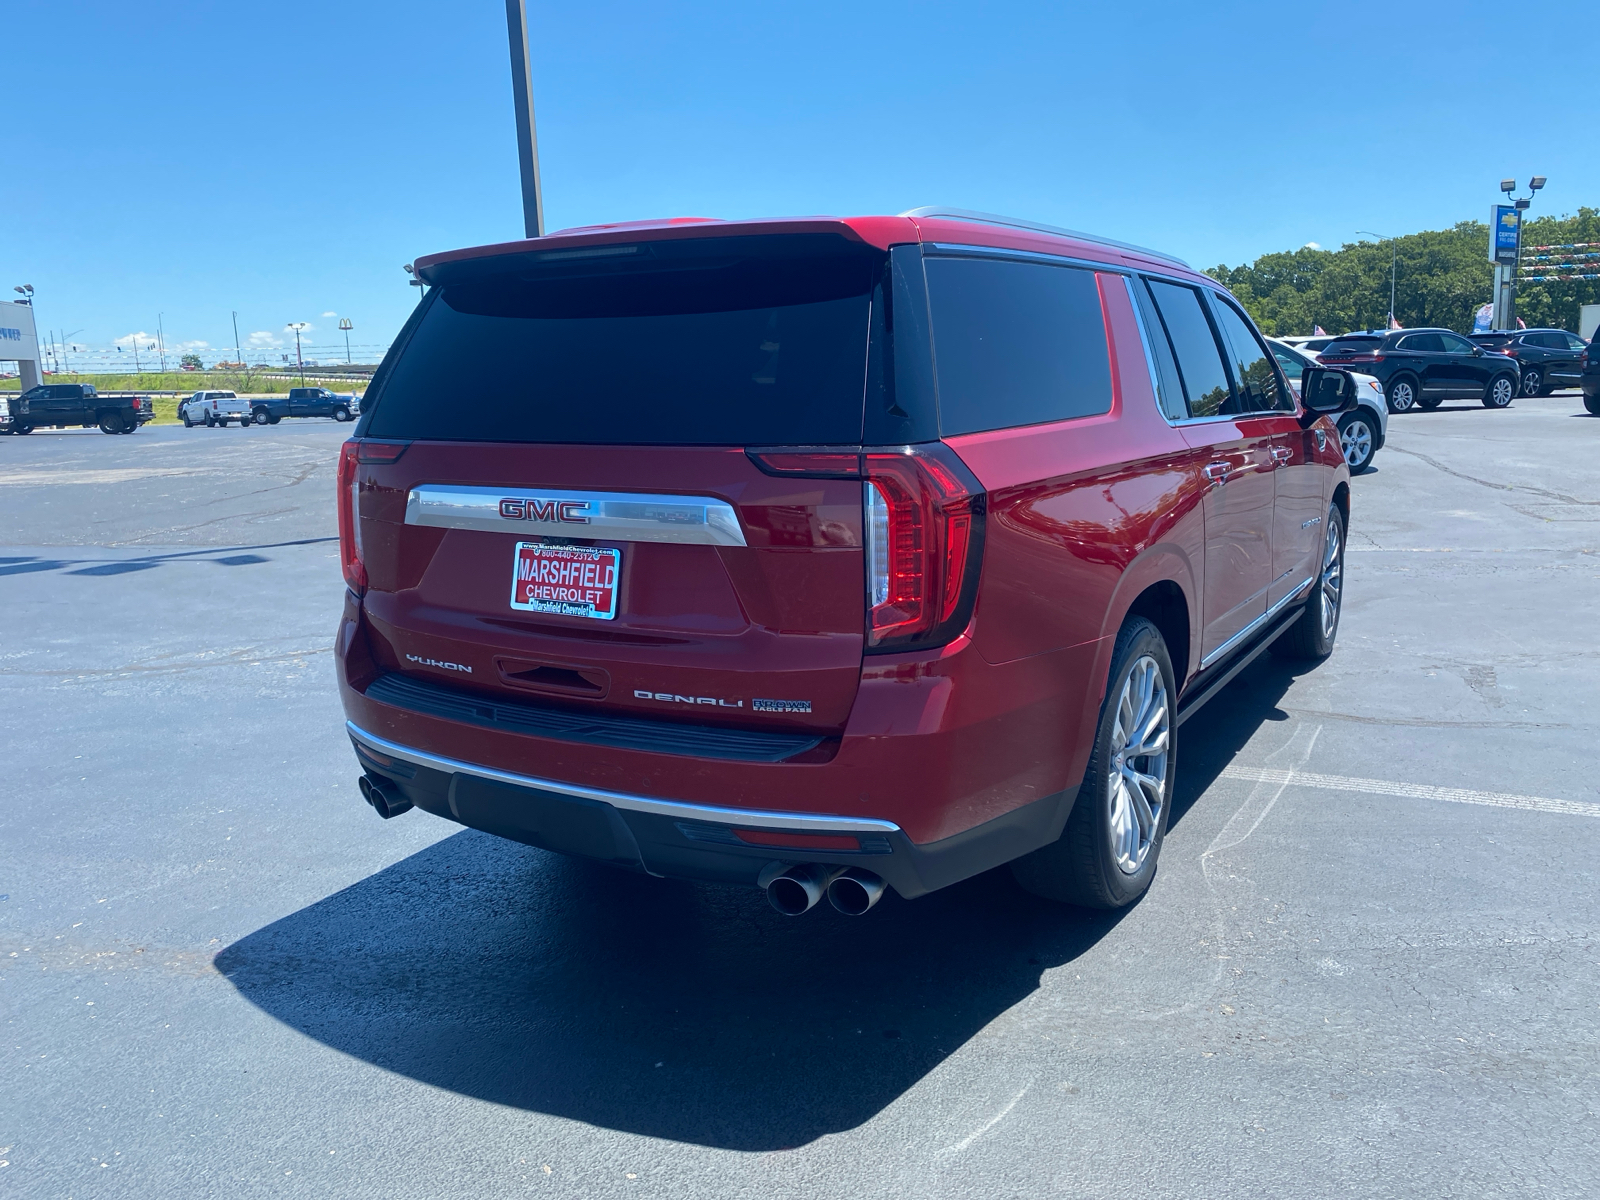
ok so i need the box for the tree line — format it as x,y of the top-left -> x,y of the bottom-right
1204,207 -> 1600,336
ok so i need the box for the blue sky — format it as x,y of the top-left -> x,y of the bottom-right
7,0 -> 1593,363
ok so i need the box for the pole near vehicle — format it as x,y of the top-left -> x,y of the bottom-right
505,0 -> 545,238
287,322 -> 308,385
232,311 -> 243,369
1357,231 -> 1396,325
339,317 -> 353,364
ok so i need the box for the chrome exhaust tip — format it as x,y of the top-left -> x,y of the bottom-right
359,774 -> 413,820
759,863 -> 842,916
826,868 -> 886,916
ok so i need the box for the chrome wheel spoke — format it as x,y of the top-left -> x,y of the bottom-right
1106,652 -> 1170,876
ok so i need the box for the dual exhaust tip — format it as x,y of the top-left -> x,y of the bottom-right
760,863 -> 886,917
358,773 -> 413,820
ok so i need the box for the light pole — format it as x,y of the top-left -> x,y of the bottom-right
12,284 -> 33,305
504,0 -> 545,238
157,314 -> 168,373
1357,231 -> 1396,328
287,322 -> 308,385
1498,176 -> 1546,330
61,329 -> 83,376
232,311 -> 243,370
338,317 -> 353,364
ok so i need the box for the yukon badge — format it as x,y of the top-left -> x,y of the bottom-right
407,653 -> 472,674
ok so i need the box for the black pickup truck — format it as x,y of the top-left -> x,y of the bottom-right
249,387 -> 360,425
2,384 -> 154,435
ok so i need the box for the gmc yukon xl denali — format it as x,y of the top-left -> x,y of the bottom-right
336,210 -> 1356,916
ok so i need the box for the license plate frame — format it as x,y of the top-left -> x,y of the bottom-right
509,541 -> 621,621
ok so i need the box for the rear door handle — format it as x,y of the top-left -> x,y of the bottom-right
1202,462 -> 1230,483
1270,446 -> 1292,465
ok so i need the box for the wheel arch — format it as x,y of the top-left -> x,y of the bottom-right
1100,547 -> 1197,693
1332,480 -> 1350,531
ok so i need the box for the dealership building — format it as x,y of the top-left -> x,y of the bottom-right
1,299 -> 42,389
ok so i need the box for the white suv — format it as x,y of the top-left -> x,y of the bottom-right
1269,339 -> 1388,474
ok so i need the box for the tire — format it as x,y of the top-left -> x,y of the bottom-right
1337,411 -> 1377,474
268,414 -> 282,425
1417,395 -> 1443,410
1585,393 -> 1600,416
1520,368 -> 1542,398
236,416 -> 250,428
253,408 -> 271,425
1385,376 -> 1418,414
15,424 -> 32,435
98,413 -> 124,435
1271,504 -> 1345,661
1011,617 -> 1176,909
204,412 -> 215,427
1483,374 -> 1516,408
333,406 -> 352,422
182,412 -> 195,428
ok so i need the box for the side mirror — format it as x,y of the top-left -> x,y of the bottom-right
1298,367 -> 1358,427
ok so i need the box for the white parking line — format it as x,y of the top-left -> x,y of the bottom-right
1219,766 -> 1600,819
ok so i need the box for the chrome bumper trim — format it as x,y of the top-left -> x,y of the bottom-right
345,720 -> 902,835
404,483 -> 747,547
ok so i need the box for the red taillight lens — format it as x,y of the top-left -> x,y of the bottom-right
863,445 -> 984,651
337,440 -> 367,595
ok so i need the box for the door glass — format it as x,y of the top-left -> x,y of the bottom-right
1566,334 -> 1587,351
1398,333 -> 1444,352
1439,333 -> 1476,353
1146,280 -> 1234,418
1210,298 -> 1290,412
1130,277 -> 1187,421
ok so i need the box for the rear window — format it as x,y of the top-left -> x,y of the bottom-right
923,255 -> 1112,435
1322,336 -> 1382,355
365,234 -> 881,445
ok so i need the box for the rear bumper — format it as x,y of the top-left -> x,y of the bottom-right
347,719 -> 1075,899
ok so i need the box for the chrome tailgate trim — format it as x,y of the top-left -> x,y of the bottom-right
404,483 -> 747,546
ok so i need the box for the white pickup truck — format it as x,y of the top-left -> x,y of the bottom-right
180,390 -> 254,428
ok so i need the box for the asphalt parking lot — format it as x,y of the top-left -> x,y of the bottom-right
2,398 -> 1597,1199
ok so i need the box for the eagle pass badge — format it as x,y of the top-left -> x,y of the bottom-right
511,541 -> 620,620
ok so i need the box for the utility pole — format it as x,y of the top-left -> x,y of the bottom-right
232,311 -> 243,368
62,329 -> 83,376
157,314 -> 168,373
288,322 -> 308,385
338,317 -> 353,363
505,0 -> 545,238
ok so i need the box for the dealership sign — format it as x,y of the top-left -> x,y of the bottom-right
1490,205 -> 1521,265
0,300 -> 39,364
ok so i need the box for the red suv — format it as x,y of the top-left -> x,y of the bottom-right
336,209 -> 1355,916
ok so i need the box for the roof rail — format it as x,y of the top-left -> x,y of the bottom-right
898,207 -> 1190,268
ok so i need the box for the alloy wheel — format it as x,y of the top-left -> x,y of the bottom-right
1522,370 -> 1542,397
1319,518 -> 1343,641
1107,654 -> 1169,875
1490,377 -> 1515,407
1340,417 -> 1374,470
1388,380 -> 1415,413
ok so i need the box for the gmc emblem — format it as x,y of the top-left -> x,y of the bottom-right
499,497 -> 592,523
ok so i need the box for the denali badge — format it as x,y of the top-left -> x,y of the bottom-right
634,690 -> 744,708
752,698 -> 812,713
406,653 -> 472,674
499,497 -> 592,523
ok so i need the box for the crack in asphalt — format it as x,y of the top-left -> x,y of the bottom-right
1386,445 -> 1598,506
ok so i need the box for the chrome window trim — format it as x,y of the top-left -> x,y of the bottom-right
404,484 -> 748,546
1199,575 -> 1315,670
923,242 -> 1132,276
347,721 -> 903,835
1122,274 -> 1178,423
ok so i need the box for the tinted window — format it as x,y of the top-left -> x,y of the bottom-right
1130,278 -> 1186,421
1210,296 -> 1290,412
1322,336 -> 1382,355
1271,345 -> 1308,380
1397,333 -> 1445,352
365,235 -> 880,445
1565,334 -> 1587,351
923,256 -> 1111,435
1146,279 -> 1234,418
1439,333 -> 1475,353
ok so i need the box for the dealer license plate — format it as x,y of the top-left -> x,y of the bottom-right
510,542 -> 621,620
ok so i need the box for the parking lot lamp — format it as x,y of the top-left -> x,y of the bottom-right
287,322 -> 308,385
13,284 -> 33,305
1357,231 -> 1396,326
339,317 -> 353,364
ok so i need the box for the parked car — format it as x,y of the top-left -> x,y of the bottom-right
250,387 -> 360,425
1318,328 -> 1520,412
3,383 -> 152,434
1582,335 -> 1600,415
1468,328 -> 1589,397
334,210 -> 1355,917
1269,339 -> 1386,473
1277,334 -> 1339,356
180,390 -> 253,427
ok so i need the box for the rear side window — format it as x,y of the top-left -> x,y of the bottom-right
365,234 -> 881,445
923,255 -> 1112,435
1129,278 -> 1187,421
1145,279 -> 1234,418
1209,296 -> 1290,412
1323,336 -> 1382,355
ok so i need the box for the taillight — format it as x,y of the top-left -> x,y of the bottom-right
337,440 -> 366,595
863,445 -> 984,651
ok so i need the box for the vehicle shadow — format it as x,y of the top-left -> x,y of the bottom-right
215,653 -> 1306,1150
0,539 -> 331,578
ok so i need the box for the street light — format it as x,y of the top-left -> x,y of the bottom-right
1357,231 -> 1397,328
287,322 -> 309,385
338,317 -> 353,364
12,284 -> 33,306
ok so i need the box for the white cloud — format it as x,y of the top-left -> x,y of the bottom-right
1304,241 -> 1322,250
248,330 -> 282,348
322,311 -> 337,318
176,339 -> 210,351
114,331 -> 152,347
